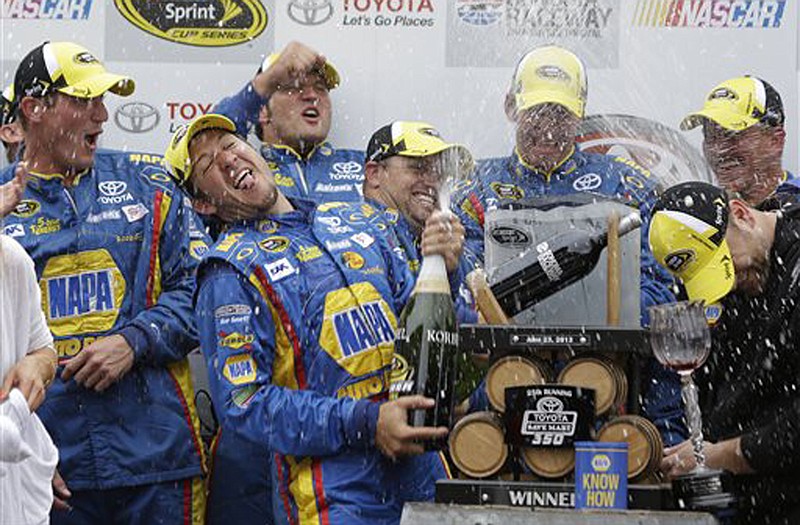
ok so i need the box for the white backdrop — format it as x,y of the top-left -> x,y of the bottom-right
0,0 -> 796,172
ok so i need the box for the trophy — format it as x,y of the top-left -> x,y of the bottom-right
649,300 -> 736,512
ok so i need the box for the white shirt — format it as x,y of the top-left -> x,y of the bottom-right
1,234 -> 58,525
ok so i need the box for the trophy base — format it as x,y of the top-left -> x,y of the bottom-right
672,468 -> 737,513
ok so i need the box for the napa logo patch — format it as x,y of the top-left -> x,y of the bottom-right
218,331 -> 255,350
40,250 -> 126,337
12,199 -> 40,218
332,300 -> 395,359
190,240 -> 209,260
114,0 -> 268,47
259,236 -> 290,253
319,283 -> 397,376
223,354 -> 257,385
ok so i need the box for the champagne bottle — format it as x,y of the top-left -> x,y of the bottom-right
391,253 -> 458,448
490,212 -> 641,317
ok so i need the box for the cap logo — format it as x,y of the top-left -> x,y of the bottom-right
73,52 -> 99,65
709,87 -> 738,101
419,127 -> 441,138
535,65 -> 570,82
172,125 -> 188,147
664,249 -> 695,273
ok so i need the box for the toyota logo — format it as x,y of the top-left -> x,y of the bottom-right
288,0 -> 334,25
114,102 -> 160,134
99,180 -> 128,197
332,161 -> 362,175
536,396 -> 564,412
572,173 -> 603,192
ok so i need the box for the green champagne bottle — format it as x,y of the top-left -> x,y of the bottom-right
392,253 -> 459,448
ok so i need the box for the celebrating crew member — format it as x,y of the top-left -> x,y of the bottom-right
362,120 -> 477,323
681,76 -> 800,208
214,41 -> 364,203
650,182 -> 800,524
451,44 -> 683,444
1,41 -> 207,524
165,114 -> 463,525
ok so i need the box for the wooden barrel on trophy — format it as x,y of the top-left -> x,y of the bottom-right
449,411 -> 508,479
557,355 -> 626,416
485,355 -> 549,413
597,415 -> 664,481
520,446 -> 575,479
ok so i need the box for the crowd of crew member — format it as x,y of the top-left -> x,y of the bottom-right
0,38 -> 798,525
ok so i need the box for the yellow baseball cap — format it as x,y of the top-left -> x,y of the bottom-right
14,41 -> 134,99
164,114 -> 237,188
649,182 -> 735,305
680,76 -> 784,132
365,121 -> 474,173
510,45 -> 587,118
259,52 -> 340,90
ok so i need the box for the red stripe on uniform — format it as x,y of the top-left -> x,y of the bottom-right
183,477 -> 191,525
253,266 -> 308,389
469,193 -> 486,228
311,459 -> 330,525
146,190 -> 164,307
275,453 -> 298,525
167,372 -> 205,469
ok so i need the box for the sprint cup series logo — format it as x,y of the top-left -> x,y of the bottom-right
114,0 -> 268,46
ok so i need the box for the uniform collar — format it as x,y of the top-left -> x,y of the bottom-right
262,141 -> 333,162
511,145 -> 577,183
365,198 -> 418,239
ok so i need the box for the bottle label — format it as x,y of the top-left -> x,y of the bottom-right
426,329 -> 459,346
536,241 -> 563,282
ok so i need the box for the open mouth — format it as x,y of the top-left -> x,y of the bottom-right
412,189 -> 437,208
85,131 -> 102,150
233,168 -> 255,190
302,107 -> 320,120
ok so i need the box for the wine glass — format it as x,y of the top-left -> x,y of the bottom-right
649,300 -> 711,472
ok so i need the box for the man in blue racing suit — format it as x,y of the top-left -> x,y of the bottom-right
361,120 -> 478,325
452,45 -> 685,445
214,41 -> 364,204
165,114 -> 466,524
1,41 -> 207,524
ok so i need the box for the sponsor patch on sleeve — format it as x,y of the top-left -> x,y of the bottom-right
222,354 -> 258,386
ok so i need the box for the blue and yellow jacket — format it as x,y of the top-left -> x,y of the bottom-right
0,150 -> 207,489
215,83 -> 365,202
453,147 -> 686,445
196,199 -> 449,525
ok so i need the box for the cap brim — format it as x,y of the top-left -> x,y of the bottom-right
681,240 -> 735,305
58,72 -> 135,98
397,143 -> 474,173
322,63 -> 340,90
516,91 -> 584,117
165,114 -> 237,186
680,108 -> 758,132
